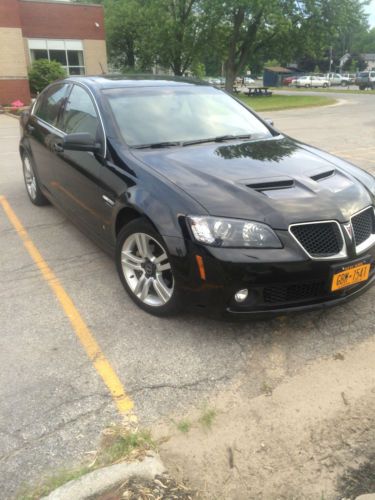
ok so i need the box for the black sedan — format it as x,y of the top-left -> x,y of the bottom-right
20,76 -> 375,317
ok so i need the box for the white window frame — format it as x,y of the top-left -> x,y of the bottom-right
28,39 -> 86,76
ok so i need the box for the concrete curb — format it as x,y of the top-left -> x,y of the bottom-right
42,453 -> 166,500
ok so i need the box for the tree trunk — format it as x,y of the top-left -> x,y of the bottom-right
225,61 -> 236,91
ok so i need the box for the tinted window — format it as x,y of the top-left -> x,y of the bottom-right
34,84 -> 69,127
104,86 -> 271,147
61,85 -> 99,137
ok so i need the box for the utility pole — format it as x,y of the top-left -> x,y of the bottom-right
328,46 -> 333,73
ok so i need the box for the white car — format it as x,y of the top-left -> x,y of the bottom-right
295,75 -> 330,88
325,73 -> 352,86
243,76 -> 255,84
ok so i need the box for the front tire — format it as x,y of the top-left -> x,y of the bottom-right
116,218 -> 181,316
22,152 -> 49,206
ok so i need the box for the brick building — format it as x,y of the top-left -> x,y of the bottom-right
0,0 -> 107,105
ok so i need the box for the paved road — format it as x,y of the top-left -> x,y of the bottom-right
1,92 -> 374,498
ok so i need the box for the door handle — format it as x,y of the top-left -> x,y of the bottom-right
102,195 -> 115,207
53,142 -> 64,153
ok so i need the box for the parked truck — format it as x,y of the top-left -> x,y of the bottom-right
325,73 -> 351,86
355,71 -> 375,90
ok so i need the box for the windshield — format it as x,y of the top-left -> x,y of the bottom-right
103,85 -> 272,147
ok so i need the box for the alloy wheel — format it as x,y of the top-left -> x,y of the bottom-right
23,156 -> 37,200
121,232 -> 174,307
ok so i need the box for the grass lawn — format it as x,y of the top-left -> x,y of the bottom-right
275,86 -> 375,95
239,94 -> 336,112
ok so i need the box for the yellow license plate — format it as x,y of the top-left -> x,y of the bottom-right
331,263 -> 370,291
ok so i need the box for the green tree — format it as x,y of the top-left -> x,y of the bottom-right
28,59 -> 66,93
104,0 -> 143,70
147,0 -> 212,75
203,0 -> 298,90
207,0 -> 371,90
292,0 -> 369,71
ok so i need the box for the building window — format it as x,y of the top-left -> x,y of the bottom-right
28,39 -> 85,76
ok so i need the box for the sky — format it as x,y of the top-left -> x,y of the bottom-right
366,0 -> 375,27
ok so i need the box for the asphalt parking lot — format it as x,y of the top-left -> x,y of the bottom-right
1,91 -> 375,498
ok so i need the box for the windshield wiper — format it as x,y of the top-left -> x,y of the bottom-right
182,134 -> 253,146
131,141 -> 182,150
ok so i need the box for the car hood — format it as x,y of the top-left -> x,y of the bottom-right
132,137 -> 374,229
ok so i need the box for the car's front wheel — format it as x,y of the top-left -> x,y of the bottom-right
22,152 -> 49,206
116,218 -> 181,316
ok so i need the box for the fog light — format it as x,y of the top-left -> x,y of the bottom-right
234,289 -> 248,303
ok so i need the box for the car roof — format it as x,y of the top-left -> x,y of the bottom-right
63,75 -> 209,91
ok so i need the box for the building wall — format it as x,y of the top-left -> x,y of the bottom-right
0,79 -> 31,105
0,0 -> 30,104
0,0 -> 22,28
83,39 -> 108,75
19,1 -> 105,39
0,28 -> 28,77
0,0 -> 107,105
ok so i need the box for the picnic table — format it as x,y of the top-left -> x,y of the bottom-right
245,87 -> 273,97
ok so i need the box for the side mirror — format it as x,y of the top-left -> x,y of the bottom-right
63,132 -> 101,153
264,118 -> 274,127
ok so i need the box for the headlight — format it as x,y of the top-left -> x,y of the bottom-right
187,216 -> 282,248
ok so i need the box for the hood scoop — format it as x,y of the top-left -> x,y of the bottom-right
246,178 -> 294,192
311,169 -> 336,182
243,176 -> 315,200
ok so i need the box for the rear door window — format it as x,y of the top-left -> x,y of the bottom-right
34,84 -> 69,127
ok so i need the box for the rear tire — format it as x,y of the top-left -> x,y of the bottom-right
116,218 -> 181,316
22,151 -> 49,206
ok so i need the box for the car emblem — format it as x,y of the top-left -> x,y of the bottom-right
343,222 -> 353,241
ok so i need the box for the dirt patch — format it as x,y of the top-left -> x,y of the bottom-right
153,336 -> 375,499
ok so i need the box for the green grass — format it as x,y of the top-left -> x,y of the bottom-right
275,86 -> 375,95
95,427 -> 155,466
17,467 -> 92,500
17,426 -> 155,500
176,419 -> 192,433
239,94 -> 336,112
199,408 -> 217,430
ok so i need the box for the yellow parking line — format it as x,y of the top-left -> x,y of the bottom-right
0,195 -> 136,421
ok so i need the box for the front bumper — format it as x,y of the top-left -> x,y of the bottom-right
169,235 -> 375,317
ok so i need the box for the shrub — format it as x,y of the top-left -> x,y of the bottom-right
28,59 -> 66,94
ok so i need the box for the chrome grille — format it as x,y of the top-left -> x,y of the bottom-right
351,207 -> 375,246
290,222 -> 344,258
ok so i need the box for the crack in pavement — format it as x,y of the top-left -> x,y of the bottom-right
0,400 -> 111,463
132,374 -> 230,393
0,391 -> 110,435
0,250 -> 103,280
